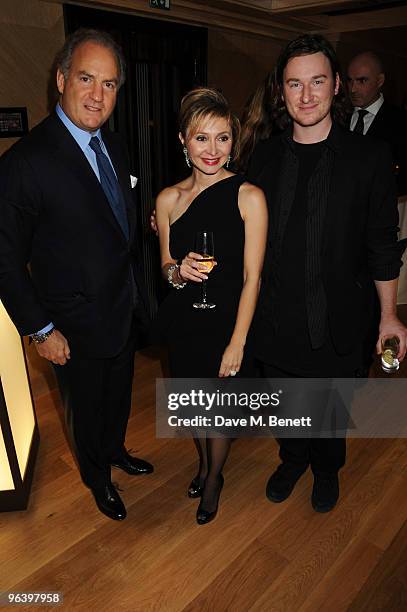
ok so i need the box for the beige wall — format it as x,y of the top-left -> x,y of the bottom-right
0,0 -> 64,156
208,29 -> 283,117
0,1 -> 64,392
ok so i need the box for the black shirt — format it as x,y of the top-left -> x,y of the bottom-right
255,139 -> 360,376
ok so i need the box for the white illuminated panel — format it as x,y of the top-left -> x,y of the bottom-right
0,301 -> 35,483
0,423 -> 15,491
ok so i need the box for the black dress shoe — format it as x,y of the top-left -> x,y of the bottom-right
196,475 -> 224,525
91,483 -> 127,521
187,477 -> 204,498
266,462 -> 308,503
311,473 -> 339,513
111,450 -> 154,476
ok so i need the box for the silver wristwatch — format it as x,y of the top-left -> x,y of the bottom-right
32,328 -> 55,344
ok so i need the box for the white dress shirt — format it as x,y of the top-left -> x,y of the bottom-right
350,93 -> 384,135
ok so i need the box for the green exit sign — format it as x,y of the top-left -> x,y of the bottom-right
150,0 -> 170,9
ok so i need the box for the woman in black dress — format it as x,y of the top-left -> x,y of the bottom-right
156,88 -> 267,524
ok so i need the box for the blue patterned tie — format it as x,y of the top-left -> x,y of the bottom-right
89,136 -> 129,239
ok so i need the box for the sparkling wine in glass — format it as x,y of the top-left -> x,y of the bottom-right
193,231 -> 216,309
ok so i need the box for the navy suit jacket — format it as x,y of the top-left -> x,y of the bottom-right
0,113 -> 149,358
349,101 -> 407,196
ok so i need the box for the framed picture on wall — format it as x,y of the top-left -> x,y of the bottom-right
0,107 -> 28,138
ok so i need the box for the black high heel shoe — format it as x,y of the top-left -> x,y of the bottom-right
196,474 -> 224,525
187,477 -> 203,498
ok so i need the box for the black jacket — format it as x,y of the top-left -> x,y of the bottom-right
349,101 -> 407,196
0,113 -> 149,358
248,122 -> 403,356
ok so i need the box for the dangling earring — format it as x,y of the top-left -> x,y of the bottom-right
226,154 -> 231,169
183,146 -> 191,168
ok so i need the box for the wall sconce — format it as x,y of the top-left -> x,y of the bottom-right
0,300 -> 39,511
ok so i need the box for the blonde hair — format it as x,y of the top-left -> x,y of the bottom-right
238,74 -> 274,172
179,88 -> 241,160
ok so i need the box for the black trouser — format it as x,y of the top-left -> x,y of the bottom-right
54,321 -> 137,489
260,362 -> 346,475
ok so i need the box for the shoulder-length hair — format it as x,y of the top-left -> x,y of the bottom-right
238,34 -> 350,172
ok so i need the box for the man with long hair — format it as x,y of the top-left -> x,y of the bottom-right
245,34 -> 406,512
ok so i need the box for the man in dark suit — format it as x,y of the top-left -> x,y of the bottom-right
347,51 -> 407,196
247,35 -> 407,513
0,29 -> 153,520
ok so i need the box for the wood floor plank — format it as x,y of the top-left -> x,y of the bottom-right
242,439 -> 397,565
4,439 -> 300,611
182,539 -> 288,612
0,435 -> 198,590
297,536 -> 382,612
243,439 -> 407,612
1,347 -> 406,610
347,521 -> 407,612
356,471 -> 407,551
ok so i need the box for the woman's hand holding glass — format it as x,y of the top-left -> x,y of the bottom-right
178,252 -> 217,283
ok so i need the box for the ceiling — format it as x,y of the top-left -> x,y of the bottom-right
209,0 -> 407,33
48,0 -> 407,52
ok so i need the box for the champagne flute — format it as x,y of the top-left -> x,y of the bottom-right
193,231 -> 216,309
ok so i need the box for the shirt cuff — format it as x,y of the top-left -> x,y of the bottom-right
30,322 -> 54,337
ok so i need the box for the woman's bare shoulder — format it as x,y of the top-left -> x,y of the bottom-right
238,180 -> 266,202
157,178 -> 192,209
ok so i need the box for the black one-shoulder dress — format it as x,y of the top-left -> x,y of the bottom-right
158,174 -> 249,377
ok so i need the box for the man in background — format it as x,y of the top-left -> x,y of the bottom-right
347,51 -> 407,196
0,29 -> 153,521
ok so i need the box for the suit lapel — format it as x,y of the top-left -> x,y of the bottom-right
365,103 -> 387,138
49,114 -> 131,244
321,125 -> 349,255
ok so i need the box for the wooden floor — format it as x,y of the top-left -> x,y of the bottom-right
1,345 -> 407,611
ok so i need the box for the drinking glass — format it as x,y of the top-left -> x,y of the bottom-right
381,336 -> 400,373
193,231 -> 216,309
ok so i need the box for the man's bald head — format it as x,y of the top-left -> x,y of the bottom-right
347,51 -> 385,108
